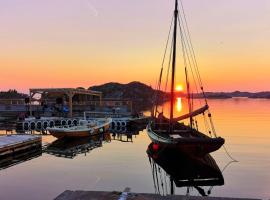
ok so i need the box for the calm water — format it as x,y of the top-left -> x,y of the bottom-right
0,98 -> 269,200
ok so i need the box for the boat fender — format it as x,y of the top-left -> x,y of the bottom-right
152,143 -> 159,151
23,122 -> 30,131
49,121 -> 55,128
121,126 -> 126,132
116,126 -> 121,132
67,120 -> 72,126
36,121 -> 42,130
30,122 -> 36,130
73,119 -> 78,126
61,120 -> 66,126
121,121 -> 127,127
43,121 -> 49,130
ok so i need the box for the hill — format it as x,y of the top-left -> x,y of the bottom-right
89,81 -> 168,110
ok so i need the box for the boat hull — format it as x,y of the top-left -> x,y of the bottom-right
147,124 -> 224,157
48,119 -> 111,139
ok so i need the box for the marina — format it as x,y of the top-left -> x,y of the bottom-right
0,98 -> 269,200
0,0 -> 269,199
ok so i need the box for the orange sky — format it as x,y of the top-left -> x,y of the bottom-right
0,0 -> 270,93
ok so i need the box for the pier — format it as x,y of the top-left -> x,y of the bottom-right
55,190 -> 262,200
15,116 -> 143,134
0,135 -> 41,158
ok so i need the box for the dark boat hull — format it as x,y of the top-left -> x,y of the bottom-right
147,142 -> 224,188
147,123 -> 224,157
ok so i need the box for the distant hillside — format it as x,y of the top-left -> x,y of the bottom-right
194,91 -> 270,99
0,90 -> 28,99
90,82 -> 270,102
193,92 -> 232,99
89,81 -> 168,110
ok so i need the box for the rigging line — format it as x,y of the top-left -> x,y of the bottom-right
157,14 -> 174,94
149,157 -> 158,194
154,69 -> 163,117
177,5 -> 201,90
177,8 -> 199,91
154,14 -> 174,116
161,14 -> 174,76
179,0 -> 209,105
177,15 -> 200,97
208,113 -> 218,137
177,13 -> 205,111
203,113 -> 212,137
153,77 -> 160,117
178,13 -> 204,109
208,112 -> 218,137
162,38 -> 174,113
179,0 -> 203,87
223,144 -> 238,162
163,170 -> 168,195
164,39 -> 173,93
178,14 -> 193,128
158,166 -> 165,196
207,160 -> 237,194
154,162 -> 161,194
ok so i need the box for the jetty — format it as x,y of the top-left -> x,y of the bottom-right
0,135 -> 41,158
55,190 -> 262,200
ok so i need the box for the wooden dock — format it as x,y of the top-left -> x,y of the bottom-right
55,190 -> 262,200
0,135 -> 41,157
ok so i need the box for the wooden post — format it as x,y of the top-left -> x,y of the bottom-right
68,93 -> 74,118
99,94 -> 102,107
130,100 -> 133,113
29,91 -> 33,117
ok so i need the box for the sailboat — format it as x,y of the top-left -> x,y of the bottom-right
147,0 -> 225,156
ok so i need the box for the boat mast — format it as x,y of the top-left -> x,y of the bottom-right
170,0 -> 178,131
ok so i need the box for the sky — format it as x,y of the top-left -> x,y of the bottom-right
0,0 -> 270,93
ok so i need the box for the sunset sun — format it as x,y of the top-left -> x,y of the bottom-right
176,84 -> 184,92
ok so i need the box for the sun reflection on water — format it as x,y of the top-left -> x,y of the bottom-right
176,97 -> 182,112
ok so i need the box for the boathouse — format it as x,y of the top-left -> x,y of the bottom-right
29,88 -> 102,117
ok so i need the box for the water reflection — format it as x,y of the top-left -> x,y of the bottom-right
44,133 -> 111,159
176,97 -> 182,112
147,143 -> 224,196
44,126 -> 145,158
0,144 -> 42,170
111,126 -> 144,143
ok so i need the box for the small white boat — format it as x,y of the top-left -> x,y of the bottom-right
47,118 -> 112,139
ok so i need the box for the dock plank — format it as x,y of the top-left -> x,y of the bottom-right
0,135 -> 41,155
55,191 -> 262,200
0,135 -> 40,147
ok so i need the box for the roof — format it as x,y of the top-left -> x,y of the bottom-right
29,88 -> 102,96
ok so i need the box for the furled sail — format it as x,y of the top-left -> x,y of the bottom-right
172,104 -> 209,122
